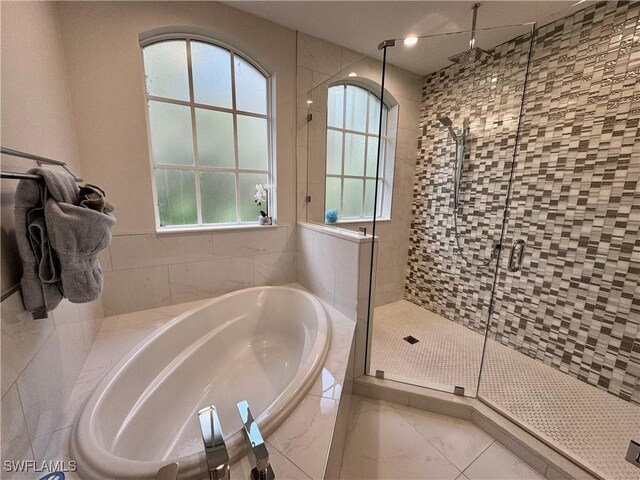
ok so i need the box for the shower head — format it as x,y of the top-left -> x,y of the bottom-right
448,3 -> 492,68
448,47 -> 492,67
438,116 -> 452,127
438,116 -> 458,141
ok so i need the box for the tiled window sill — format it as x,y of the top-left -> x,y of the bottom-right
329,218 -> 391,225
156,223 -> 279,235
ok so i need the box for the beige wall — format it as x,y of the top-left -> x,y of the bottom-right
0,0 -> 83,294
57,1 -> 298,234
295,32 -> 422,306
0,1 -> 103,466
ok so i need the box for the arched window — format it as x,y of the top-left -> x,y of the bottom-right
325,83 -> 392,221
141,36 -> 272,229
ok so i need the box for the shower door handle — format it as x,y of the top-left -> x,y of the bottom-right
508,239 -> 526,272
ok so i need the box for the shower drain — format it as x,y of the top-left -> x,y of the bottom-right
403,335 -> 420,345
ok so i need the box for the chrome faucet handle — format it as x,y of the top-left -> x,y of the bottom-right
156,462 -> 179,480
198,405 -> 230,480
237,400 -> 275,480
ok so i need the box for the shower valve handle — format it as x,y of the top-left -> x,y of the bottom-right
508,239 -> 526,272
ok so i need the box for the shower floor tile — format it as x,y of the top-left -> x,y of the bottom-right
371,300 -> 640,480
371,300 -> 484,394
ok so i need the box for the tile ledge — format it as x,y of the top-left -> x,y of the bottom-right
156,224 -> 283,235
297,221 -> 375,243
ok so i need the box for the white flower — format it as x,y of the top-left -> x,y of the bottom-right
254,184 -> 266,203
253,184 -> 273,204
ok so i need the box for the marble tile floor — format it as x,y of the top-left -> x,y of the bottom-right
340,395 -> 545,480
370,300 -> 640,480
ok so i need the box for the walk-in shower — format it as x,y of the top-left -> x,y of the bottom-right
301,1 -> 640,478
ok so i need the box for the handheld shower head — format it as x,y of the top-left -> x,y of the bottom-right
438,116 -> 452,127
438,116 -> 458,141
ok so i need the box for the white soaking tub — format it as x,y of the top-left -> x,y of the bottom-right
70,286 -> 330,479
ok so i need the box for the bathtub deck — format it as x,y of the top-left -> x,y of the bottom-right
30,286 -> 356,480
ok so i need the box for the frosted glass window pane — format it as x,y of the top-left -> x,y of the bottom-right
382,106 -> 388,134
148,101 -> 194,166
191,42 -> 232,108
325,177 -> 342,214
239,173 -> 269,221
366,137 -> 384,177
195,109 -> 235,168
235,56 -> 267,115
343,178 -> 363,218
327,86 -> 344,128
364,179 -> 382,217
344,133 -> 365,176
237,115 -> 269,170
326,130 -> 343,175
200,171 -> 237,223
143,41 -> 189,101
345,86 -> 368,132
368,93 -> 382,134
155,169 -> 197,226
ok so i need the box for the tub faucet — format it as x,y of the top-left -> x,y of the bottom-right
156,462 -> 179,480
198,405 -> 230,480
237,400 -> 275,480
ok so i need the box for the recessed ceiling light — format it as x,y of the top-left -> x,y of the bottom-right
403,36 -> 419,47
348,72 -> 358,77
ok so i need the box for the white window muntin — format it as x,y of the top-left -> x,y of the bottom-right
326,83 -> 389,220
142,35 -> 273,229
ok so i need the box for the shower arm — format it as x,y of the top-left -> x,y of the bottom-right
469,3 -> 481,50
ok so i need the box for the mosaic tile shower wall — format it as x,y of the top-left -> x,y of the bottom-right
405,28 -> 532,334
405,1 -> 640,404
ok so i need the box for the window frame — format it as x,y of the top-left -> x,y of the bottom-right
140,33 -> 274,232
325,81 -> 392,222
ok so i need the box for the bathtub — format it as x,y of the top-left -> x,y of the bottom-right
70,286 -> 330,479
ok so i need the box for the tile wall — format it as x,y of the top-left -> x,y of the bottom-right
1,294 -> 103,475
405,27 -> 531,333
296,222 -> 374,377
100,227 -> 297,315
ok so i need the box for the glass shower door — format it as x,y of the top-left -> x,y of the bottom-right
368,24 -> 535,397
479,2 -> 640,478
